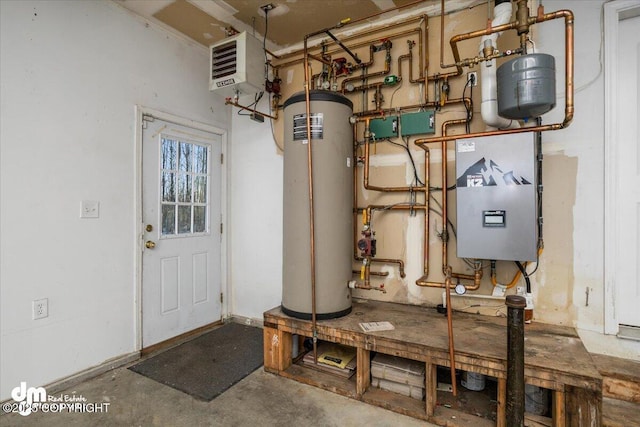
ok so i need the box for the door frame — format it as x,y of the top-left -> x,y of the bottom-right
603,1 -> 640,335
134,105 -> 229,351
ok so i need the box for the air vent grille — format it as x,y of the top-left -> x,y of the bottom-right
211,40 -> 237,80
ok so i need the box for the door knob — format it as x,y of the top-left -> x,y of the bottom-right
145,240 -> 156,249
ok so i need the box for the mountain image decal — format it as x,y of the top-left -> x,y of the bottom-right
457,157 -> 532,188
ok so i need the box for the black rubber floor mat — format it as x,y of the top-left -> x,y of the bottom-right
129,323 -> 263,401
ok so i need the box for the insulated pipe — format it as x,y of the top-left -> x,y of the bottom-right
479,2 -> 519,129
506,295 -> 527,427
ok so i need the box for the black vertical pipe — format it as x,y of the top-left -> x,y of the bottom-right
506,295 -> 526,427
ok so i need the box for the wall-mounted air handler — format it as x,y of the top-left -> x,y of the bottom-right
209,31 -> 264,97
456,133 -> 538,261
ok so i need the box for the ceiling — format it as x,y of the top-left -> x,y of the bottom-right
116,0 -> 429,52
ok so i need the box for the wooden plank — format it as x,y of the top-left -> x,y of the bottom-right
356,347 -> 371,395
553,389 -> 566,427
280,363 -> 357,399
602,377 -> 640,404
565,386 -> 602,427
591,353 -> 640,384
426,360 -> 437,417
497,377 -> 507,427
602,396 -> 640,427
263,326 -> 292,373
525,413 -> 553,427
363,386 -> 427,420
431,406 -> 496,427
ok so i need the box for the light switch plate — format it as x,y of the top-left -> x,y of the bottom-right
80,200 -> 99,218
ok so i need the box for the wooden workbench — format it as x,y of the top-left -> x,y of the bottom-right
263,299 -> 602,426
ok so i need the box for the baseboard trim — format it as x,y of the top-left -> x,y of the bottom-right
618,325 -> 640,341
228,315 -> 264,328
0,351 -> 141,406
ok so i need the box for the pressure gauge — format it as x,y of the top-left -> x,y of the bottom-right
455,283 -> 467,295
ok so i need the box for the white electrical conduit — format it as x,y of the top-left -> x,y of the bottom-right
480,1 -> 520,130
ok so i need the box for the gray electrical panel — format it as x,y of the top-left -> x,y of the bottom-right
455,133 -> 537,261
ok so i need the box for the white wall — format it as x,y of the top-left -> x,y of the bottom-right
0,0 -> 228,400
536,0 -> 639,358
229,96 -> 283,319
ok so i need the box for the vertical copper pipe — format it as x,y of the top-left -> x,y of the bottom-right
440,137 -> 448,276
303,37 -> 318,363
423,149 -> 430,276
445,268 -> 457,396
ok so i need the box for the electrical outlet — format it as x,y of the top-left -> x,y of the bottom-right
33,298 -> 48,320
467,71 -> 478,86
80,200 -> 99,218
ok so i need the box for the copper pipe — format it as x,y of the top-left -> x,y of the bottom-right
308,52 -> 333,66
303,37 -> 318,364
361,98 -> 471,192
352,126 -> 406,279
353,270 -> 389,277
415,111 -> 483,290
445,267 -> 457,396
419,9 -> 574,147
274,18 -> 426,68
341,46 -> 392,92
424,149 -> 430,276
225,99 -> 277,120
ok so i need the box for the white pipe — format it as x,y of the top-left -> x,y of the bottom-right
480,2 -> 520,130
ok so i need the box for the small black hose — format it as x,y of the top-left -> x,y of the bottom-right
515,261 -> 531,294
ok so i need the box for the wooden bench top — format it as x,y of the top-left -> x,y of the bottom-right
264,299 -> 602,391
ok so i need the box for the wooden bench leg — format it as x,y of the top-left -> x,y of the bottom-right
497,377 -> 507,427
263,326 -> 292,373
356,347 -> 371,396
553,389 -> 566,427
426,360 -> 437,417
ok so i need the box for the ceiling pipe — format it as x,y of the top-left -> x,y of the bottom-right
479,1 -> 519,130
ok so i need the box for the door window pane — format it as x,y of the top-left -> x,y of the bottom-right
177,173 -> 192,203
178,205 -> 191,234
194,206 -> 206,233
160,136 -> 210,237
179,142 -> 192,172
194,176 -> 207,204
162,172 -> 175,202
162,138 -> 177,170
162,205 -> 176,235
194,145 -> 208,174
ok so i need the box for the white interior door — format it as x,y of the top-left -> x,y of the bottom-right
615,14 -> 640,331
142,115 -> 222,347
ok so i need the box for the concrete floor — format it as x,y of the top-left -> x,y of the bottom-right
2,362 -> 438,426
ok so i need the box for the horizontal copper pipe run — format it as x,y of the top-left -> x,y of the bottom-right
416,268 -> 481,290
353,270 -> 389,277
355,96 -> 471,117
275,10 -> 427,63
